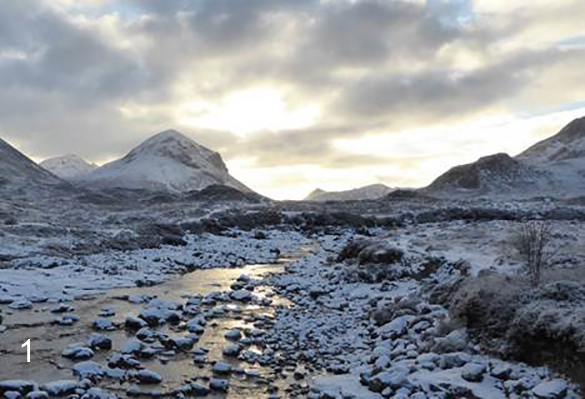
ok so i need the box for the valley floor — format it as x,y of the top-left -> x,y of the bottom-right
1,198 -> 584,398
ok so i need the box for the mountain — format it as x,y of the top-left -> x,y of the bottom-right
305,183 -> 394,201
40,154 -> 97,180
0,138 -> 64,190
424,117 -> 585,199
82,130 -> 252,193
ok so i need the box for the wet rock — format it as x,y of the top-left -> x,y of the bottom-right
532,380 -> 568,399
0,381 -> 36,395
87,334 -> 112,351
222,343 -> 241,358
224,329 -> 242,341
125,316 -> 147,331
209,379 -> 229,392
4,391 -> 21,399
107,354 -> 140,369
120,340 -> 144,355
230,289 -> 252,302
212,362 -> 232,375
134,370 -> 162,385
461,363 -> 486,382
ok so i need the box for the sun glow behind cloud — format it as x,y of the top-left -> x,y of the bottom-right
177,88 -> 320,136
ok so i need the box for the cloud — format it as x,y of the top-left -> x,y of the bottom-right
0,0 -> 584,198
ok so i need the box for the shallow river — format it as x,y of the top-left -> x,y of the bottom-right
0,259 -> 297,398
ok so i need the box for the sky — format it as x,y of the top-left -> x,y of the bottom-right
1,0 -> 585,199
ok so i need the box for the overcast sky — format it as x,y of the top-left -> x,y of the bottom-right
2,0 -> 585,199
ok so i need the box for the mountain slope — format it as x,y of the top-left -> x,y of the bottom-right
423,117 -> 585,199
305,184 -> 394,201
83,130 -> 252,193
0,138 -> 64,189
40,154 -> 97,180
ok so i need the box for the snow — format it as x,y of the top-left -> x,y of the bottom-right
82,130 -> 251,193
39,154 -> 97,180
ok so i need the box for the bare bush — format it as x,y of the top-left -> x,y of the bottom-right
511,220 -> 556,286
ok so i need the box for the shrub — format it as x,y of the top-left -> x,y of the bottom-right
511,220 -> 556,286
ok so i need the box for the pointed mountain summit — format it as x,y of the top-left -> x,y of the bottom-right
83,130 -> 252,193
305,184 -> 394,201
0,138 -> 63,189
40,154 -> 97,180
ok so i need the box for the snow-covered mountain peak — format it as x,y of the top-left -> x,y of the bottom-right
83,129 -> 251,193
40,154 -> 97,180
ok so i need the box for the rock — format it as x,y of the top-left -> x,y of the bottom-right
61,346 -> 95,360
135,370 -> 162,385
439,352 -> 471,369
209,379 -> 229,392
92,319 -> 115,331
26,392 -> 49,399
120,340 -> 143,355
461,363 -> 486,382
125,316 -> 147,330
432,329 -> 469,353
378,315 -> 413,339
212,362 -> 232,375
87,334 -> 112,351
0,381 -> 36,395
533,380 -> 568,399
230,289 -> 253,302
224,329 -> 242,341
8,300 -> 32,310
490,364 -> 512,380
72,362 -> 105,380
222,343 -> 241,358
368,367 -> 410,393
40,381 -> 78,397
4,391 -> 21,399
81,388 -> 113,399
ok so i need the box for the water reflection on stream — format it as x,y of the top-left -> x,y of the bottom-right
0,261 -> 291,398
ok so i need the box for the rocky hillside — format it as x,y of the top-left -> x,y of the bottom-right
424,117 -> 585,199
0,138 -> 64,191
305,184 -> 394,201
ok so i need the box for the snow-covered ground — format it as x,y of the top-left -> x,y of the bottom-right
1,198 -> 584,398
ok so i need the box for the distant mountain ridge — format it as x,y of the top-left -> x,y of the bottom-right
305,183 -> 394,201
40,154 -> 97,180
82,130 -> 252,193
423,116 -> 585,199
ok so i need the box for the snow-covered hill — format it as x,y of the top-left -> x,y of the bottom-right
0,138 -> 63,189
424,117 -> 585,199
305,184 -> 394,201
40,154 -> 97,180
83,130 -> 252,193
